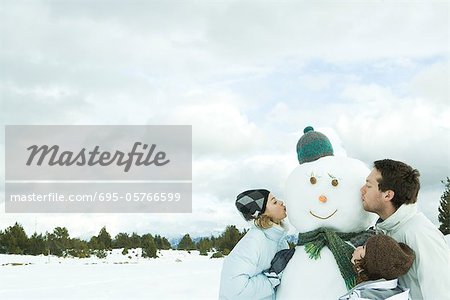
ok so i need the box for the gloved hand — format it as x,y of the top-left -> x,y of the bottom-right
263,248 -> 296,288
266,248 -> 296,274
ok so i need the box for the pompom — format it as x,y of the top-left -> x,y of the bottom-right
304,126 -> 314,134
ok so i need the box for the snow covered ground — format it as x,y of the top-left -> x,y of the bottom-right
3,236 -> 448,299
0,249 -> 224,299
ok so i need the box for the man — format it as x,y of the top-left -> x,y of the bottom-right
361,159 -> 450,300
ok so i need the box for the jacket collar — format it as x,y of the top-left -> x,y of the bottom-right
355,278 -> 398,290
376,203 -> 417,234
261,223 -> 288,242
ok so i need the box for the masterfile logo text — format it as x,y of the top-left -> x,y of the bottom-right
26,142 -> 170,172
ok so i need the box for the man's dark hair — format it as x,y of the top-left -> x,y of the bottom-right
374,159 -> 420,209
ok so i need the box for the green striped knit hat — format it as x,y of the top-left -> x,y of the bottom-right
296,126 -> 334,164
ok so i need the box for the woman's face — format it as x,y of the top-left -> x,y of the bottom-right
263,192 -> 287,223
351,245 -> 366,264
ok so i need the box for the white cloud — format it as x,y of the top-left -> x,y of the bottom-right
167,99 -> 265,157
0,0 -> 448,237
1,1 -> 448,78
296,74 -> 335,91
203,1 -> 448,63
336,84 -> 450,187
410,62 -> 449,106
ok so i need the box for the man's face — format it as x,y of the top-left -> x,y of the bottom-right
360,168 -> 385,214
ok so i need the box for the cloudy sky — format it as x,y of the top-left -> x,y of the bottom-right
1,0 -> 448,239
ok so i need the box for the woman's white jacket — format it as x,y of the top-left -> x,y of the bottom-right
219,224 -> 288,300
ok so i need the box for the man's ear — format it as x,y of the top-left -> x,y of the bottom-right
382,190 -> 395,202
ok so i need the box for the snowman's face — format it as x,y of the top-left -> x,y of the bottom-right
286,156 -> 377,232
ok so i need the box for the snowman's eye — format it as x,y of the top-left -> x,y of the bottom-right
310,177 -> 317,184
331,179 -> 339,187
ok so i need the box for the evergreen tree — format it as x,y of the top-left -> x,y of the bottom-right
218,225 -> 242,253
113,232 -> 131,249
0,230 -> 5,253
438,177 -> 450,235
197,238 -> 212,256
28,232 -> 47,255
97,227 -> 112,250
177,234 -> 195,250
2,222 -> 29,254
54,227 -> 69,240
154,234 -> 163,249
130,232 -> 141,249
154,234 -> 171,250
46,232 -> 58,256
67,238 -> 90,258
141,233 -> 157,258
88,236 -> 99,250
160,236 -> 172,250
54,227 -> 70,249
210,235 -> 219,251
46,227 -> 70,257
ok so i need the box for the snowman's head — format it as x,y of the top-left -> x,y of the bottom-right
286,155 -> 377,232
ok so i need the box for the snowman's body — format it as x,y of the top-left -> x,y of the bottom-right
279,246 -> 347,299
277,156 -> 377,300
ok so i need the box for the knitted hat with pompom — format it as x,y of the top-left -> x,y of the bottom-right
296,126 -> 334,164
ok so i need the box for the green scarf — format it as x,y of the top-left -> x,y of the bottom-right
297,227 -> 364,290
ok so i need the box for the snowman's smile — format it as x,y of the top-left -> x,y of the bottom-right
309,209 -> 338,220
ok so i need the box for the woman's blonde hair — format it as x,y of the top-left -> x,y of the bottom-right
254,214 -> 273,229
254,214 -> 283,229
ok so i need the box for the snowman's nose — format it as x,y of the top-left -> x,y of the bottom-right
319,195 -> 328,203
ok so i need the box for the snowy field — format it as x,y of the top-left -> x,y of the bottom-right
2,237 -> 449,300
0,249 -> 224,300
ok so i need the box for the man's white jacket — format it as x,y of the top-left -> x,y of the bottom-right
376,203 -> 450,300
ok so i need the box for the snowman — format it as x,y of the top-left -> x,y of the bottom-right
276,126 -> 377,300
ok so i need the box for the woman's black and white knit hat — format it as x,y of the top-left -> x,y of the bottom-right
235,189 -> 270,221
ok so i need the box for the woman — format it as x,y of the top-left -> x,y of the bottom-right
219,189 -> 288,300
339,234 -> 415,300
